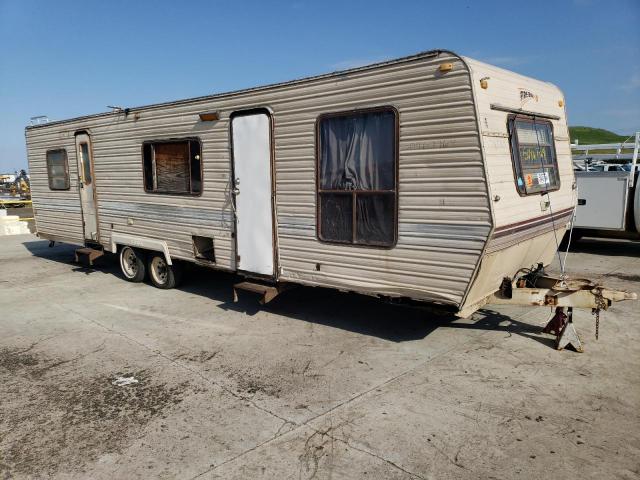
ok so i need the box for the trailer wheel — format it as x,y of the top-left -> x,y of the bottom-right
148,254 -> 182,289
120,246 -> 146,282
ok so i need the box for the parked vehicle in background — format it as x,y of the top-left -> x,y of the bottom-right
622,163 -> 640,172
0,173 -> 17,185
571,132 -> 640,240
573,162 -> 634,172
591,164 -> 626,172
0,170 -> 31,204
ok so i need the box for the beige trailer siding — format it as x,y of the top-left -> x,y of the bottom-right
90,113 -> 237,269
460,58 -> 575,312
26,130 -> 84,243
273,55 -> 490,304
26,51 -> 491,306
465,58 -> 574,232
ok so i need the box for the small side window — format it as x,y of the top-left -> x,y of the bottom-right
46,149 -> 70,190
508,116 -> 560,195
142,139 -> 202,195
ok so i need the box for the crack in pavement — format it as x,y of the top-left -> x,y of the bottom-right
314,426 -> 427,480
33,341 -> 107,378
3,334 -> 64,354
190,328 -> 495,479
189,420 -> 294,479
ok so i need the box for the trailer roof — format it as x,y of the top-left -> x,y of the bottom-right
26,49 -> 450,130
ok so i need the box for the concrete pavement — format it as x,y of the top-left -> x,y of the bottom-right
0,234 -> 638,479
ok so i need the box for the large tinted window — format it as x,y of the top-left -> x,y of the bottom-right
317,108 -> 397,247
508,116 -> 560,195
46,149 -> 70,190
142,139 -> 202,195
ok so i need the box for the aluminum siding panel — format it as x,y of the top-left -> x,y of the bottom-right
461,58 -> 575,311
26,129 -> 85,243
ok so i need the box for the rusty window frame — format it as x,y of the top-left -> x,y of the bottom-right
46,148 -> 70,190
141,138 -> 203,196
508,115 -> 561,196
315,106 -> 399,248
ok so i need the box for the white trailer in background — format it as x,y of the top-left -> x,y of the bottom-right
572,132 -> 640,238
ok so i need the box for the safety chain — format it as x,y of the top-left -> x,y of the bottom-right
592,289 -> 607,340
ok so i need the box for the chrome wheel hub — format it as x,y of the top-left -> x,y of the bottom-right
122,249 -> 137,277
151,257 -> 168,284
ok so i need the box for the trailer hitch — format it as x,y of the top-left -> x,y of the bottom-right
489,265 -> 637,352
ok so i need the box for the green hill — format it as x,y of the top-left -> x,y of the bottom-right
569,126 -> 630,145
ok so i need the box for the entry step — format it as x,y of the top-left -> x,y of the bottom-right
75,247 -> 104,266
233,281 -> 291,305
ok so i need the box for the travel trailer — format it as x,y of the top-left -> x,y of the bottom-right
26,49 -> 635,350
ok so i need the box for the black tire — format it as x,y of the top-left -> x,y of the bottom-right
120,246 -> 146,282
147,254 -> 182,289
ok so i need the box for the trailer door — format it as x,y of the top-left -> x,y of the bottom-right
231,112 -> 274,276
74,133 -> 98,241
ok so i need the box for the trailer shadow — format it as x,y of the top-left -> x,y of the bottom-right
21,240 -> 120,276
22,239 -> 81,262
439,309 -> 557,349
226,289 -> 555,348
22,239 -> 556,347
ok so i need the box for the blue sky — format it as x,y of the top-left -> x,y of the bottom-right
1,0 -> 638,172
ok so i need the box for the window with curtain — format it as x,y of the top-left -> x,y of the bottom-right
317,108 -> 397,247
46,149 -> 70,190
508,116 -> 560,195
142,139 -> 202,195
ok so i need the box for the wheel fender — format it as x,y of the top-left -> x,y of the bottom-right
111,233 -> 172,265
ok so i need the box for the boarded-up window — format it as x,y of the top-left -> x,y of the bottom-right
46,149 -> 70,190
317,108 -> 397,247
142,139 -> 202,195
508,116 -> 560,195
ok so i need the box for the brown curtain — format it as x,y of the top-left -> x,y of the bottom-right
320,193 -> 353,243
319,110 -> 395,191
355,194 -> 394,244
319,110 -> 396,245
